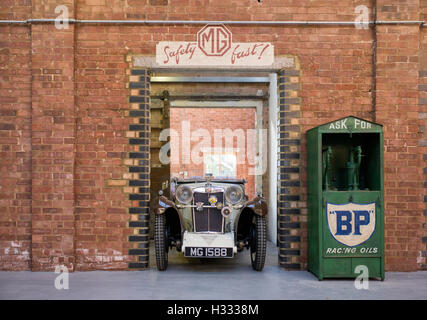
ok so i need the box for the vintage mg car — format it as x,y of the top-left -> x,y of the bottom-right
153,175 -> 268,271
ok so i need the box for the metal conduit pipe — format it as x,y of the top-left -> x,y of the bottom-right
0,19 -> 425,26
371,0 -> 378,123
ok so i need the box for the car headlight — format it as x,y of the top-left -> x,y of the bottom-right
225,185 -> 244,204
175,185 -> 193,204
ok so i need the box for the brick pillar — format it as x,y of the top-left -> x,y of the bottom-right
277,65 -> 303,269
375,2 -> 424,271
31,1 -> 76,271
127,67 -> 151,269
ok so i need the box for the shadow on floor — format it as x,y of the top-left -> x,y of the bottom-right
148,240 -> 279,272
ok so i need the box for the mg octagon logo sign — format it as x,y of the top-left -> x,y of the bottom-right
197,24 -> 232,56
155,24 -> 274,66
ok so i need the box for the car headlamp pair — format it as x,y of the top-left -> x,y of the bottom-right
175,185 -> 244,205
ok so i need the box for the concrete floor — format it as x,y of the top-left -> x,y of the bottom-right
0,242 -> 426,300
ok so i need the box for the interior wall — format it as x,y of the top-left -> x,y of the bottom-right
169,107 -> 257,198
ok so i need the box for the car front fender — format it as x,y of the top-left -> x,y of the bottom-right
154,195 -> 177,215
153,195 -> 184,237
243,196 -> 268,217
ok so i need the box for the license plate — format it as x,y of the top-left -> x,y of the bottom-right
184,247 -> 233,258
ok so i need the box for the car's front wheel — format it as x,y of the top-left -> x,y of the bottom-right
250,215 -> 267,271
154,213 -> 168,271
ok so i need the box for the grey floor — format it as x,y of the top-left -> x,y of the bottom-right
0,242 -> 426,300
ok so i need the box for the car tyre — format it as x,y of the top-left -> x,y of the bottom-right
250,215 -> 267,271
154,213 -> 168,271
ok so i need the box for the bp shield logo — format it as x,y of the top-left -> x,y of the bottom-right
327,202 -> 376,247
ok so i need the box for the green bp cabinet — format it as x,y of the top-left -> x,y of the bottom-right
306,116 -> 385,280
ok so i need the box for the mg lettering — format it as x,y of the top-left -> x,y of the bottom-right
190,247 -> 204,256
197,24 -> 232,56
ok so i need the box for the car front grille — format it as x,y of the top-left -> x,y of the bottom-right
193,191 -> 224,233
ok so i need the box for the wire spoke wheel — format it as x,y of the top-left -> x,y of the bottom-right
250,215 -> 267,271
154,213 -> 168,271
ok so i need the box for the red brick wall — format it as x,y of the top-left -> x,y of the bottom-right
75,28 -> 134,270
170,107 -> 256,199
0,0 -> 425,271
375,24 -> 423,272
420,2 -> 427,271
0,4 -> 32,270
30,0 -> 77,270
0,1 -> 31,270
375,1 -> 424,271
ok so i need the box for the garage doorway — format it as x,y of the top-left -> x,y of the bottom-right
148,74 -> 278,246
128,57 -> 301,270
